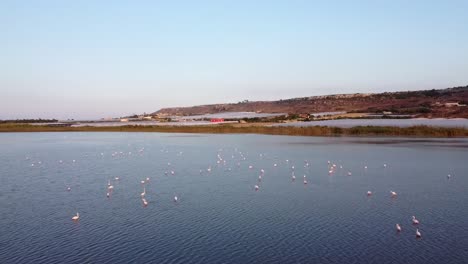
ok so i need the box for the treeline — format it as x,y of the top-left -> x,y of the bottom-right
0,119 -> 58,124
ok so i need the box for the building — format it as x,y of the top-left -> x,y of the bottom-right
210,118 -> 224,123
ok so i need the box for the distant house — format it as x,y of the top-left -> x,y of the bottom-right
383,111 -> 393,115
120,118 -> 129,122
210,118 -> 224,123
445,102 -> 466,107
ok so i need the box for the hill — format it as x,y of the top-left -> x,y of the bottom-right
153,85 -> 468,118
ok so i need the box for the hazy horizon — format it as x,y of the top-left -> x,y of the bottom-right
2,1 -> 468,120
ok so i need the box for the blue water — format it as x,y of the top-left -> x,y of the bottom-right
1,133 -> 467,264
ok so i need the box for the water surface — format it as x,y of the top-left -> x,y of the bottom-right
1,133 -> 467,264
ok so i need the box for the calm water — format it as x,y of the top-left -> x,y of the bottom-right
1,133 -> 467,264
278,118 -> 468,128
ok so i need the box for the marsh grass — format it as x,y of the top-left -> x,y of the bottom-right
1,123 -> 467,137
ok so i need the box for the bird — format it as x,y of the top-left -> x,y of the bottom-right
249,165 -> 253,169
303,179 -> 308,184
141,187 -> 146,197
416,229 -> 421,238
412,216 -> 420,225
72,213 -> 80,221
390,191 -> 397,197
254,185 -> 259,191
67,187 -> 71,191
273,163 -> 277,167
141,180 -> 145,184
106,192 -> 110,198
447,174 -> 451,179
142,198 -> 148,206
367,191 -> 372,196
146,177 -> 150,181
258,175 -> 262,181
114,177 -> 120,180
174,195 -> 178,202
396,224 -> 401,232
292,175 -> 296,180
347,171 -> 352,176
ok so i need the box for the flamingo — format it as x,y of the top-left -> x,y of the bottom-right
303,179 -> 307,184
447,174 -> 451,179
115,177 -> 120,180
146,177 -> 150,181
254,185 -> 259,191
67,187 -> 71,191
106,192 -> 110,198
367,191 -> 372,196
142,198 -> 148,206
258,175 -> 262,181
249,165 -> 253,169
273,163 -> 277,167
260,169 -> 265,174
72,213 -> 80,221
174,195 -> 178,202
347,171 -> 352,176
416,229 -> 421,238
390,191 -> 397,197
396,224 -> 401,232
412,216 -> 420,225
292,174 -> 296,180
141,180 -> 145,184
141,187 -> 146,197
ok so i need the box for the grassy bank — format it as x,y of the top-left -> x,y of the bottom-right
1,123 -> 467,137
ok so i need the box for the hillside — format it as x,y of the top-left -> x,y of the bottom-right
153,86 -> 468,118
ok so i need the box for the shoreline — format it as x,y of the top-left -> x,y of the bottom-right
1,123 -> 468,137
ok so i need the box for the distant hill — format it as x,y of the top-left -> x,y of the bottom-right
153,85 -> 468,118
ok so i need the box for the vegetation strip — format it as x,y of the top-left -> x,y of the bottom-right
1,123 -> 467,137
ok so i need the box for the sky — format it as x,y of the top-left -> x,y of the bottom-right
1,0 -> 467,120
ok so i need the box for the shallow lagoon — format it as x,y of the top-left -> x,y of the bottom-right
1,133 -> 467,263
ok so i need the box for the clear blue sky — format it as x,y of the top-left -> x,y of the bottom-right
1,0 -> 467,119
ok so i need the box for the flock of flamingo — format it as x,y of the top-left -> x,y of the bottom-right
26,146 -> 439,240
